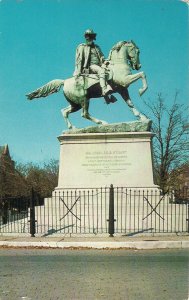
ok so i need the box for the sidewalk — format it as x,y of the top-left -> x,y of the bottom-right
0,234 -> 189,250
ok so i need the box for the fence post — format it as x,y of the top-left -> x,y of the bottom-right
29,188 -> 36,237
108,184 -> 115,237
187,203 -> 189,234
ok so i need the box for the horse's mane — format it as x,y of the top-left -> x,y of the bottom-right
111,41 -> 128,51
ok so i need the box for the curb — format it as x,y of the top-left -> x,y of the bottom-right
0,241 -> 189,250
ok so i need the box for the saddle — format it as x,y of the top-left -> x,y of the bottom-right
75,67 -> 113,90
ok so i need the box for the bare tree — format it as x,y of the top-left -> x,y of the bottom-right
16,159 -> 59,198
145,92 -> 189,192
0,154 -> 27,199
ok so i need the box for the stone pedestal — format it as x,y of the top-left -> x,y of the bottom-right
55,128 -> 158,190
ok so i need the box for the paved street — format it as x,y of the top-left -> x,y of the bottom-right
0,249 -> 188,300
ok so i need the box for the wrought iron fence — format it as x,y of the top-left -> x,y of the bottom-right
114,187 -> 189,235
0,196 -> 30,233
34,187 -> 109,236
0,186 -> 188,236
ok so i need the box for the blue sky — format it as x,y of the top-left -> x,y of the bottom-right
0,0 -> 188,164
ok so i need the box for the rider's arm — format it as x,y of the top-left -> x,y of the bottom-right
73,44 -> 84,76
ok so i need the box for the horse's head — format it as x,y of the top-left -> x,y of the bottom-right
109,40 -> 141,70
126,41 -> 141,70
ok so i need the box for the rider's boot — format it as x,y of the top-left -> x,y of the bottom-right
99,72 -> 113,97
102,85 -> 113,96
104,94 -> 118,105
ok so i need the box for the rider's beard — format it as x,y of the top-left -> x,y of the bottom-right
85,39 -> 94,46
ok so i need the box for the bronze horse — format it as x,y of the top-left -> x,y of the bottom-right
27,41 -> 148,129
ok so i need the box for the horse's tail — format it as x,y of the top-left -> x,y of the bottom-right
26,79 -> 64,100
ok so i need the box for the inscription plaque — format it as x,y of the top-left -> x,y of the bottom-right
82,150 -> 131,176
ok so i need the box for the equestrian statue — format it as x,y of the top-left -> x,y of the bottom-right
26,29 -> 148,129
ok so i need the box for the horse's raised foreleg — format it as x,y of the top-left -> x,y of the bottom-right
61,104 -> 81,129
81,98 -> 108,126
118,88 -> 148,121
125,71 -> 148,96
139,72 -> 148,96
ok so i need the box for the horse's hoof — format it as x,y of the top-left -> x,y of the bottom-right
100,121 -> 108,125
139,89 -> 144,96
139,87 -> 148,96
139,88 -> 147,96
68,125 -> 76,130
139,115 -> 148,122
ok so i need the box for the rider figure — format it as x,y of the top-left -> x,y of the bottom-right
73,29 -> 116,104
